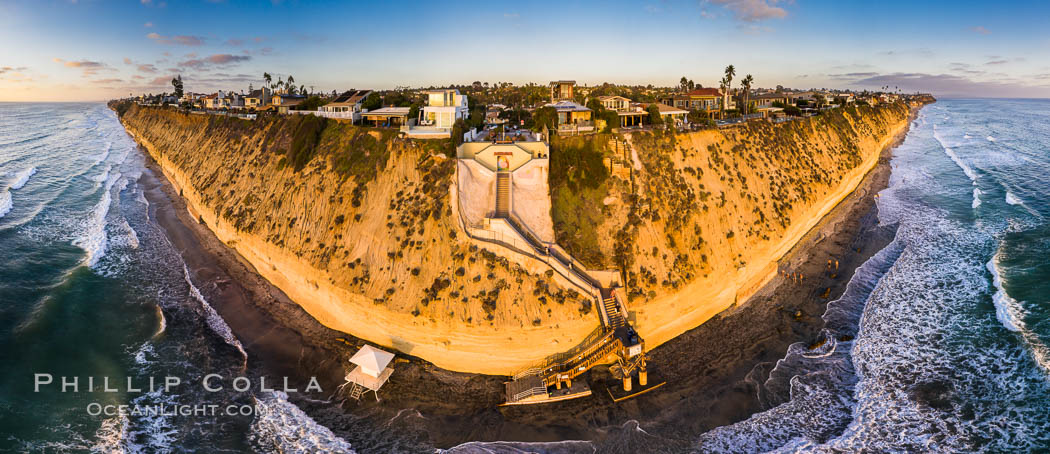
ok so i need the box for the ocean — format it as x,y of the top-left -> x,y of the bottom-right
1,100 -> 1048,453
0,103 -> 352,453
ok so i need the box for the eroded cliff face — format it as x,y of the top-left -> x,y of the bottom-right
117,101 -> 913,374
550,102 -> 913,347
117,105 -> 596,374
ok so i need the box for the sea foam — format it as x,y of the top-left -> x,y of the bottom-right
986,254 -> 1024,332
182,264 -> 248,366
249,391 -> 356,453
9,167 -> 36,190
0,189 -> 11,219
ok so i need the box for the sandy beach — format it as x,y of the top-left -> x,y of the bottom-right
132,106 -> 916,451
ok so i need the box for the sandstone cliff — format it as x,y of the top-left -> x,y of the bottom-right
116,102 -> 912,374
549,102 -> 913,348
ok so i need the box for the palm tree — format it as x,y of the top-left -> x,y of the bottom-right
263,72 -> 272,90
286,75 -> 295,93
719,76 -> 729,118
723,65 -> 736,115
741,74 -> 754,115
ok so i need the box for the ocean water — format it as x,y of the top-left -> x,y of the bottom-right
0,103 -> 352,453
3,100 -> 1048,453
694,99 -> 1050,452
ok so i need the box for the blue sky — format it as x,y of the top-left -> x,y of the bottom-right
1,0 -> 1049,101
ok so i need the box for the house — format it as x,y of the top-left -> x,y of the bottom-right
203,92 -> 230,110
597,95 -> 631,112
272,93 -> 306,107
244,87 -> 271,109
418,89 -> 469,129
784,91 -> 816,105
545,100 -> 593,133
665,88 -> 731,115
645,103 -> 689,127
550,80 -> 576,102
751,93 -> 787,110
319,89 -> 371,122
362,106 -> 411,127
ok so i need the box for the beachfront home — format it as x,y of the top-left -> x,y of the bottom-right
666,88 -> 729,115
550,80 -> 576,102
752,93 -> 787,110
244,88 -> 271,109
272,93 -> 306,107
546,100 -> 593,134
646,103 -> 689,127
597,95 -> 631,112
319,89 -> 371,122
362,106 -> 411,127
419,89 -> 469,129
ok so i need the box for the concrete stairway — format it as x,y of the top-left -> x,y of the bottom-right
495,172 -> 510,217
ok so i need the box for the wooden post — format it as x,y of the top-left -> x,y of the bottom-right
623,375 -> 632,392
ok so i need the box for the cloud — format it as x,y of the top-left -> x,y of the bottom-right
706,0 -> 787,22
144,21 -> 153,28
985,59 -> 1009,65
503,12 -> 519,18
137,63 -> 158,73
91,78 -> 124,84
970,26 -> 990,35
177,53 -> 251,69
52,58 -> 111,76
148,75 -> 173,86
147,33 -> 205,46
847,72 -> 1050,98
0,66 -> 27,74
123,57 -> 133,65
225,38 -> 244,46
827,72 -> 880,80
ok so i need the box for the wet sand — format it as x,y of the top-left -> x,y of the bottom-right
133,107 -> 916,453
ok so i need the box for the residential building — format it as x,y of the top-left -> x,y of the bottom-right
272,93 -> 306,107
752,93 -> 787,110
546,100 -> 593,133
665,88 -> 730,115
244,87 -> 271,109
418,89 -> 469,129
550,80 -> 576,102
597,95 -> 631,112
362,106 -> 411,127
319,89 -> 371,121
645,103 -> 689,127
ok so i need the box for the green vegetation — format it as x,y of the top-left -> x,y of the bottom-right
286,114 -> 329,171
549,135 -> 612,268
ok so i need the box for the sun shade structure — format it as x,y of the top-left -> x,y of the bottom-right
342,345 -> 396,401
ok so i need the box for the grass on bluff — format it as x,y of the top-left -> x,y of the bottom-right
549,134 -> 612,269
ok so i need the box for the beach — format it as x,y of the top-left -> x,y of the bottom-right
128,105 -> 915,452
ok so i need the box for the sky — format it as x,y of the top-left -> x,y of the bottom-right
1,0 -> 1049,101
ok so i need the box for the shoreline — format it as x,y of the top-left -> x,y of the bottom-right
127,105 -> 921,451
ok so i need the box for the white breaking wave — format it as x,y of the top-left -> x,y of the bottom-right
1005,191 -> 1022,206
972,188 -> 982,209
986,254 -> 1024,332
0,189 -> 11,219
72,175 -> 118,267
964,134 -> 972,139
92,414 -> 131,454
249,391 -> 356,454
987,136 -> 997,142
933,130 -> 977,183
182,264 -> 248,366
9,166 -> 36,190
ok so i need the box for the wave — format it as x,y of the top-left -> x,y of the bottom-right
933,130 -> 977,183
987,136 -> 996,142
1005,191 -> 1022,206
91,141 -> 113,165
92,414 -> 131,454
249,391 -> 356,453
0,189 -> 11,219
986,253 -> 1024,332
72,176 -> 115,267
182,264 -> 248,366
972,188 -> 982,209
9,166 -> 36,190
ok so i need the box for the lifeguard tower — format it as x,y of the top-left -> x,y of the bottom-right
342,345 -> 395,401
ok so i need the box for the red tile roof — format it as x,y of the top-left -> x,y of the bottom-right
685,88 -> 722,97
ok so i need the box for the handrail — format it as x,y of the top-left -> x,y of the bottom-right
512,386 -> 548,402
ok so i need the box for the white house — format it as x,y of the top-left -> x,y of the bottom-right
319,89 -> 371,122
419,89 -> 469,130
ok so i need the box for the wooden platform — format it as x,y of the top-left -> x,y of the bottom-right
501,380 -> 592,406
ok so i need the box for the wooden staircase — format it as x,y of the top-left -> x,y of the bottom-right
603,295 -> 624,329
495,172 -> 510,217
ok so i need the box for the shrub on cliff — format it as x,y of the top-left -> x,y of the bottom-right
287,114 -> 329,171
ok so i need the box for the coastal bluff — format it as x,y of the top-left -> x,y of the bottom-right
114,101 -> 914,375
